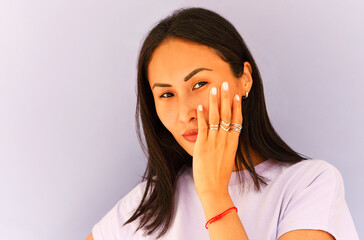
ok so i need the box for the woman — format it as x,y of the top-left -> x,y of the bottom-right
87,7 -> 358,240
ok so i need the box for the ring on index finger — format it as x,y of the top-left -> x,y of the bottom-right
209,124 -> 219,130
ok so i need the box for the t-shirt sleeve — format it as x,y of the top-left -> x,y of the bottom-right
276,161 -> 359,240
92,182 -> 147,240
92,200 -> 124,240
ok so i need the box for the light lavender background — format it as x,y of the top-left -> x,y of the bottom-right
0,1 -> 363,239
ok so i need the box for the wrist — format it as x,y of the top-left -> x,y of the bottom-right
198,191 -> 234,220
197,188 -> 230,199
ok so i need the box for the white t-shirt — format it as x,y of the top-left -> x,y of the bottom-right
92,159 -> 359,240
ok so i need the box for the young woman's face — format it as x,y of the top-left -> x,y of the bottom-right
148,38 -> 252,156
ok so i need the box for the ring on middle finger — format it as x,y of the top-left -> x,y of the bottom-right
220,120 -> 230,131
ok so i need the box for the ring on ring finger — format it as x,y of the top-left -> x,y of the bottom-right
229,123 -> 242,133
230,127 -> 241,133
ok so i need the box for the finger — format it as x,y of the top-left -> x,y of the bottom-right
218,81 -> 231,139
228,94 -> 243,151
208,87 -> 219,140
196,104 -> 207,143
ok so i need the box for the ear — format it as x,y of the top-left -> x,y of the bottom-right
238,61 -> 253,96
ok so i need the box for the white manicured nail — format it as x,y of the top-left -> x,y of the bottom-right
211,87 -> 217,95
235,94 -> 240,101
198,105 -> 203,111
222,82 -> 229,91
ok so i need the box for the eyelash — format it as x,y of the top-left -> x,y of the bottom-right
159,81 -> 208,98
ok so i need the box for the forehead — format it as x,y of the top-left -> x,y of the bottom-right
148,38 -> 226,85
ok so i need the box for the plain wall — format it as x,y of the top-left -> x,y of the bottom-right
0,0 -> 363,239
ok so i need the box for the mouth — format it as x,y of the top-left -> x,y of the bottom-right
182,128 -> 198,142
183,134 -> 197,142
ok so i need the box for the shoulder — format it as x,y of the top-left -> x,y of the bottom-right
273,159 -> 347,203
121,180 -> 149,207
115,180 -> 151,223
275,159 -> 359,239
278,159 -> 345,202
282,158 -> 339,173
91,181 -> 148,240
278,159 -> 343,186
264,158 -> 345,203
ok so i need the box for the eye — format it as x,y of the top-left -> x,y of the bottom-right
193,81 -> 207,90
159,81 -> 208,99
160,92 -> 174,98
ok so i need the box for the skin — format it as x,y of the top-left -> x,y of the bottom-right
148,37 -> 266,172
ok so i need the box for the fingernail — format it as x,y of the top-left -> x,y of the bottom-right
222,82 -> 229,91
235,94 -> 240,101
211,87 -> 217,95
198,105 -> 203,111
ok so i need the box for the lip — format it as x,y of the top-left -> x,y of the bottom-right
183,128 -> 198,142
183,128 -> 198,136
183,134 -> 197,142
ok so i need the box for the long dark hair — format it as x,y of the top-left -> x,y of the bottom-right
124,7 -> 310,238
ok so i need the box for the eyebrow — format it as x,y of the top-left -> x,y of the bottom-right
152,67 -> 212,90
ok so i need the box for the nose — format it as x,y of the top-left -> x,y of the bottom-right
178,93 -> 198,123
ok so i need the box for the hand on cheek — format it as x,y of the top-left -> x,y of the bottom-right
193,81 -> 243,197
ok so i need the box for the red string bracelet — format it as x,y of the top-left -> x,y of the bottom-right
205,206 -> 238,229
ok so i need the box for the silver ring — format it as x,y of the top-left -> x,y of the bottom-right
209,124 -> 219,130
220,120 -> 230,127
230,123 -> 242,130
220,125 -> 230,131
230,127 -> 241,133
220,120 -> 230,131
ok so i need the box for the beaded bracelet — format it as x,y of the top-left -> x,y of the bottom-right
205,206 -> 238,229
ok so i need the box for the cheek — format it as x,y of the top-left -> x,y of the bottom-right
156,105 -> 175,129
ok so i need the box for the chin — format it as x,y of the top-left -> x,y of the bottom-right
186,145 -> 195,156
176,137 -> 195,156
181,143 -> 194,157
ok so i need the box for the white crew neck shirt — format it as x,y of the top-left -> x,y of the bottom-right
92,159 -> 359,240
